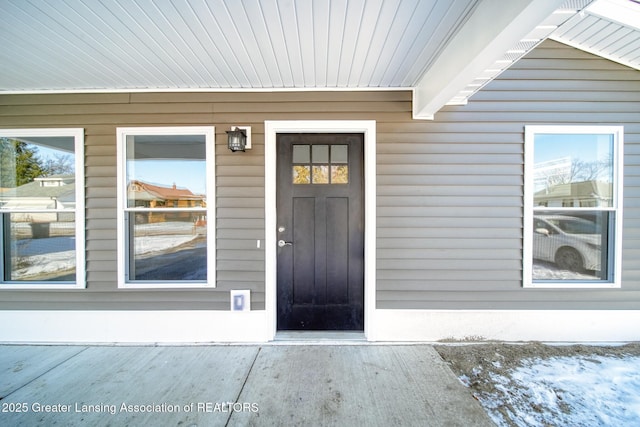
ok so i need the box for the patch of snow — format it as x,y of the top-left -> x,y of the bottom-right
458,374 -> 472,387
133,221 -> 204,256
134,235 -> 200,257
533,261 -> 599,281
471,366 -> 483,377
11,222 -> 202,279
12,250 -> 75,279
479,355 -> 640,426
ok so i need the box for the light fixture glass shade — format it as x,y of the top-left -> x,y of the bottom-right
226,128 -> 246,152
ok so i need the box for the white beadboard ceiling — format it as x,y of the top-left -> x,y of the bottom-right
0,0 -> 637,119
0,0 -> 480,89
551,0 -> 640,70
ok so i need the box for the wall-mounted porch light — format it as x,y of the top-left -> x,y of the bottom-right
226,126 -> 251,152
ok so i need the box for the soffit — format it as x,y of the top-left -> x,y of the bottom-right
445,1 -> 594,106
550,0 -> 640,70
444,0 -> 640,110
0,0 -> 479,91
0,0 -> 636,119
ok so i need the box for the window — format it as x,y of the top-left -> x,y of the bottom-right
292,144 -> 349,184
524,126 -> 623,288
116,127 -> 215,288
0,128 -> 85,288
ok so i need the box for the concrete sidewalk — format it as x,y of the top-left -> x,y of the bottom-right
0,344 -> 494,426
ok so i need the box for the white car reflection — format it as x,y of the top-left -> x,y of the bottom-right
533,215 -> 602,272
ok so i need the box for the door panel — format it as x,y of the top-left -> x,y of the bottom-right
292,197 -> 315,305
277,134 -> 364,331
326,197 -> 349,304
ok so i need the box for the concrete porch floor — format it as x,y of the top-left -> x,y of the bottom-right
0,344 -> 494,426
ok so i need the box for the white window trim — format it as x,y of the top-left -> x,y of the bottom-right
0,128 -> 85,289
523,125 -> 624,288
116,126 -> 216,289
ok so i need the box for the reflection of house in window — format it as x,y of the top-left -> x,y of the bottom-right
0,175 -> 75,222
127,180 -> 206,223
534,180 -> 612,208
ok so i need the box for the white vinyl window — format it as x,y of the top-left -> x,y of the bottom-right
0,128 -> 85,289
524,126 -> 623,288
116,127 -> 215,288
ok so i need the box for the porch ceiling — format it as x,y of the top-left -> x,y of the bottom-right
551,0 -> 640,71
0,0 -> 637,119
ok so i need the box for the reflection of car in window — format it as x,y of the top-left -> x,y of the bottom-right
533,215 -> 602,272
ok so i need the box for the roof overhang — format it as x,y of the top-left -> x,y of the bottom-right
550,0 -> 640,71
412,0 -> 567,119
0,0 -> 637,120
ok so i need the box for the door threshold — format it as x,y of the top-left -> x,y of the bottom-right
274,331 -> 366,345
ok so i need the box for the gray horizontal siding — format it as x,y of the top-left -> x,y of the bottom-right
376,40 -> 640,309
1,40 -> 639,312
0,90 -> 409,310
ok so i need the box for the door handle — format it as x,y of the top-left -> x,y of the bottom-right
278,240 -> 293,248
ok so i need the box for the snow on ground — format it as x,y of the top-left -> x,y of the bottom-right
437,344 -> 640,427
533,260 -> 599,281
11,249 -> 76,279
477,355 -> 640,426
12,222 -> 202,279
133,221 -> 204,257
134,234 -> 200,258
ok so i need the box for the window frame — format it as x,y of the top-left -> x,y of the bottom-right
0,128 -> 85,289
116,126 -> 216,289
523,125 -> 624,288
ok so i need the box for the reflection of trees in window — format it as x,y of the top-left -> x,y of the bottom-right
43,153 -> 74,176
569,158 -> 612,183
527,126 -> 622,286
1,138 -> 74,188
1,130 -> 82,286
537,158 -> 612,191
0,139 -> 46,187
535,153 -> 614,209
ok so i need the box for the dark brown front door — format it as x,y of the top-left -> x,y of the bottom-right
277,133 -> 364,330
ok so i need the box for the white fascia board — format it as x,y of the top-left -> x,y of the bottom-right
0,86 -> 410,95
412,0 -> 566,120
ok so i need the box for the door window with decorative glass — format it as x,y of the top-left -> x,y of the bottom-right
292,144 -> 349,184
